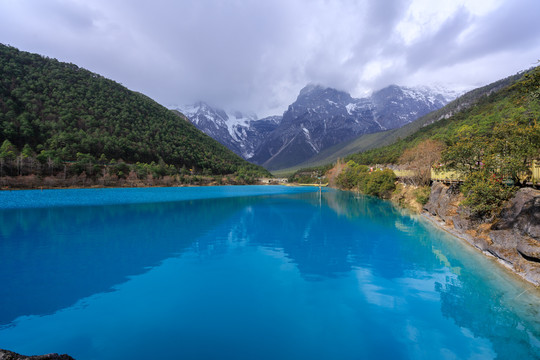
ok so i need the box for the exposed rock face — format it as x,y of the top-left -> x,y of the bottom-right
424,182 -> 462,222
424,182 -> 540,286
251,84 -> 452,170
492,188 -> 540,240
178,84 -> 454,169
174,102 -> 281,159
0,349 -> 75,360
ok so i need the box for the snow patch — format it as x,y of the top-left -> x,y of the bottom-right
301,126 -> 319,153
326,99 -> 338,106
176,104 -> 203,123
225,111 -> 255,141
346,103 -> 357,115
307,140 -> 318,153
401,87 -> 425,103
373,118 -> 386,130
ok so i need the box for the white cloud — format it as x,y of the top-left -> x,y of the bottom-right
397,0 -> 503,45
0,0 -> 539,117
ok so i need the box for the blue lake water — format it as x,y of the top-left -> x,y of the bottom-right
0,185 -> 539,359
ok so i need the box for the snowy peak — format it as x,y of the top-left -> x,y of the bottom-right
373,85 -> 447,107
298,83 -> 323,97
174,83 -> 457,169
296,84 -> 354,108
177,102 -> 251,139
174,103 -> 281,159
370,85 -> 454,129
249,84 -> 455,170
177,101 -> 227,127
415,85 -> 463,103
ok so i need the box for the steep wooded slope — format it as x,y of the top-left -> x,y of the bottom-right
0,44 -> 269,176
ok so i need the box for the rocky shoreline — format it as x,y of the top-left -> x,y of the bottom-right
0,349 -> 74,360
423,182 -> 540,287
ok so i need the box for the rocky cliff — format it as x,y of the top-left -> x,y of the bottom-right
173,102 -> 281,159
424,182 -> 540,286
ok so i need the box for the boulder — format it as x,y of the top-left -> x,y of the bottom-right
492,188 -> 540,239
517,238 -> 540,262
424,182 -> 461,221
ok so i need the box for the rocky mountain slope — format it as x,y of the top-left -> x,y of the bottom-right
174,102 -> 280,159
250,84 -> 454,170
179,84 -> 455,170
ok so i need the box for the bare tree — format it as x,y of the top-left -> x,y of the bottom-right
399,139 -> 445,186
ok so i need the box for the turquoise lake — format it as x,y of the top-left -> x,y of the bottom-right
0,185 -> 539,359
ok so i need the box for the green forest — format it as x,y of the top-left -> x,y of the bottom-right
0,44 -> 270,186
336,162 -> 396,198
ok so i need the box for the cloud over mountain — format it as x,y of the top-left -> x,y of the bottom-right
1,0 -> 539,116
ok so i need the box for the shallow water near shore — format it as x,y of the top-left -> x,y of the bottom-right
0,186 -> 539,359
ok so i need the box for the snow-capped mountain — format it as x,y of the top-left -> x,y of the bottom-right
369,85 -> 451,129
250,84 -> 456,170
175,84 -> 456,170
174,102 -> 281,159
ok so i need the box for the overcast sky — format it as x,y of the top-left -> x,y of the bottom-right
1,0 -> 540,117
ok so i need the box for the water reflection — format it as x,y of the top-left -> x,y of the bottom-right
220,190 -> 433,281
0,196 -> 258,325
213,189 -> 540,357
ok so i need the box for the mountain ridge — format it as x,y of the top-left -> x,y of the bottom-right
251,83 -> 454,170
178,84 -> 456,170
174,102 -> 281,159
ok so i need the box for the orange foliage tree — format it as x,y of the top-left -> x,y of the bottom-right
399,139 -> 446,186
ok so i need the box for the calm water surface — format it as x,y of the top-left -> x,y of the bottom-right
0,186 -> 539,359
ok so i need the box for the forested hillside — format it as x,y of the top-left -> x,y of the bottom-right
0,44 -> 269,182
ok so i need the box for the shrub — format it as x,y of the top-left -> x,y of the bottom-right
413,186 -> 431,205
362,169 -> 396,198
336,161 -> 368,189
337,161 -> 396,198
460,170 -> 517,218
